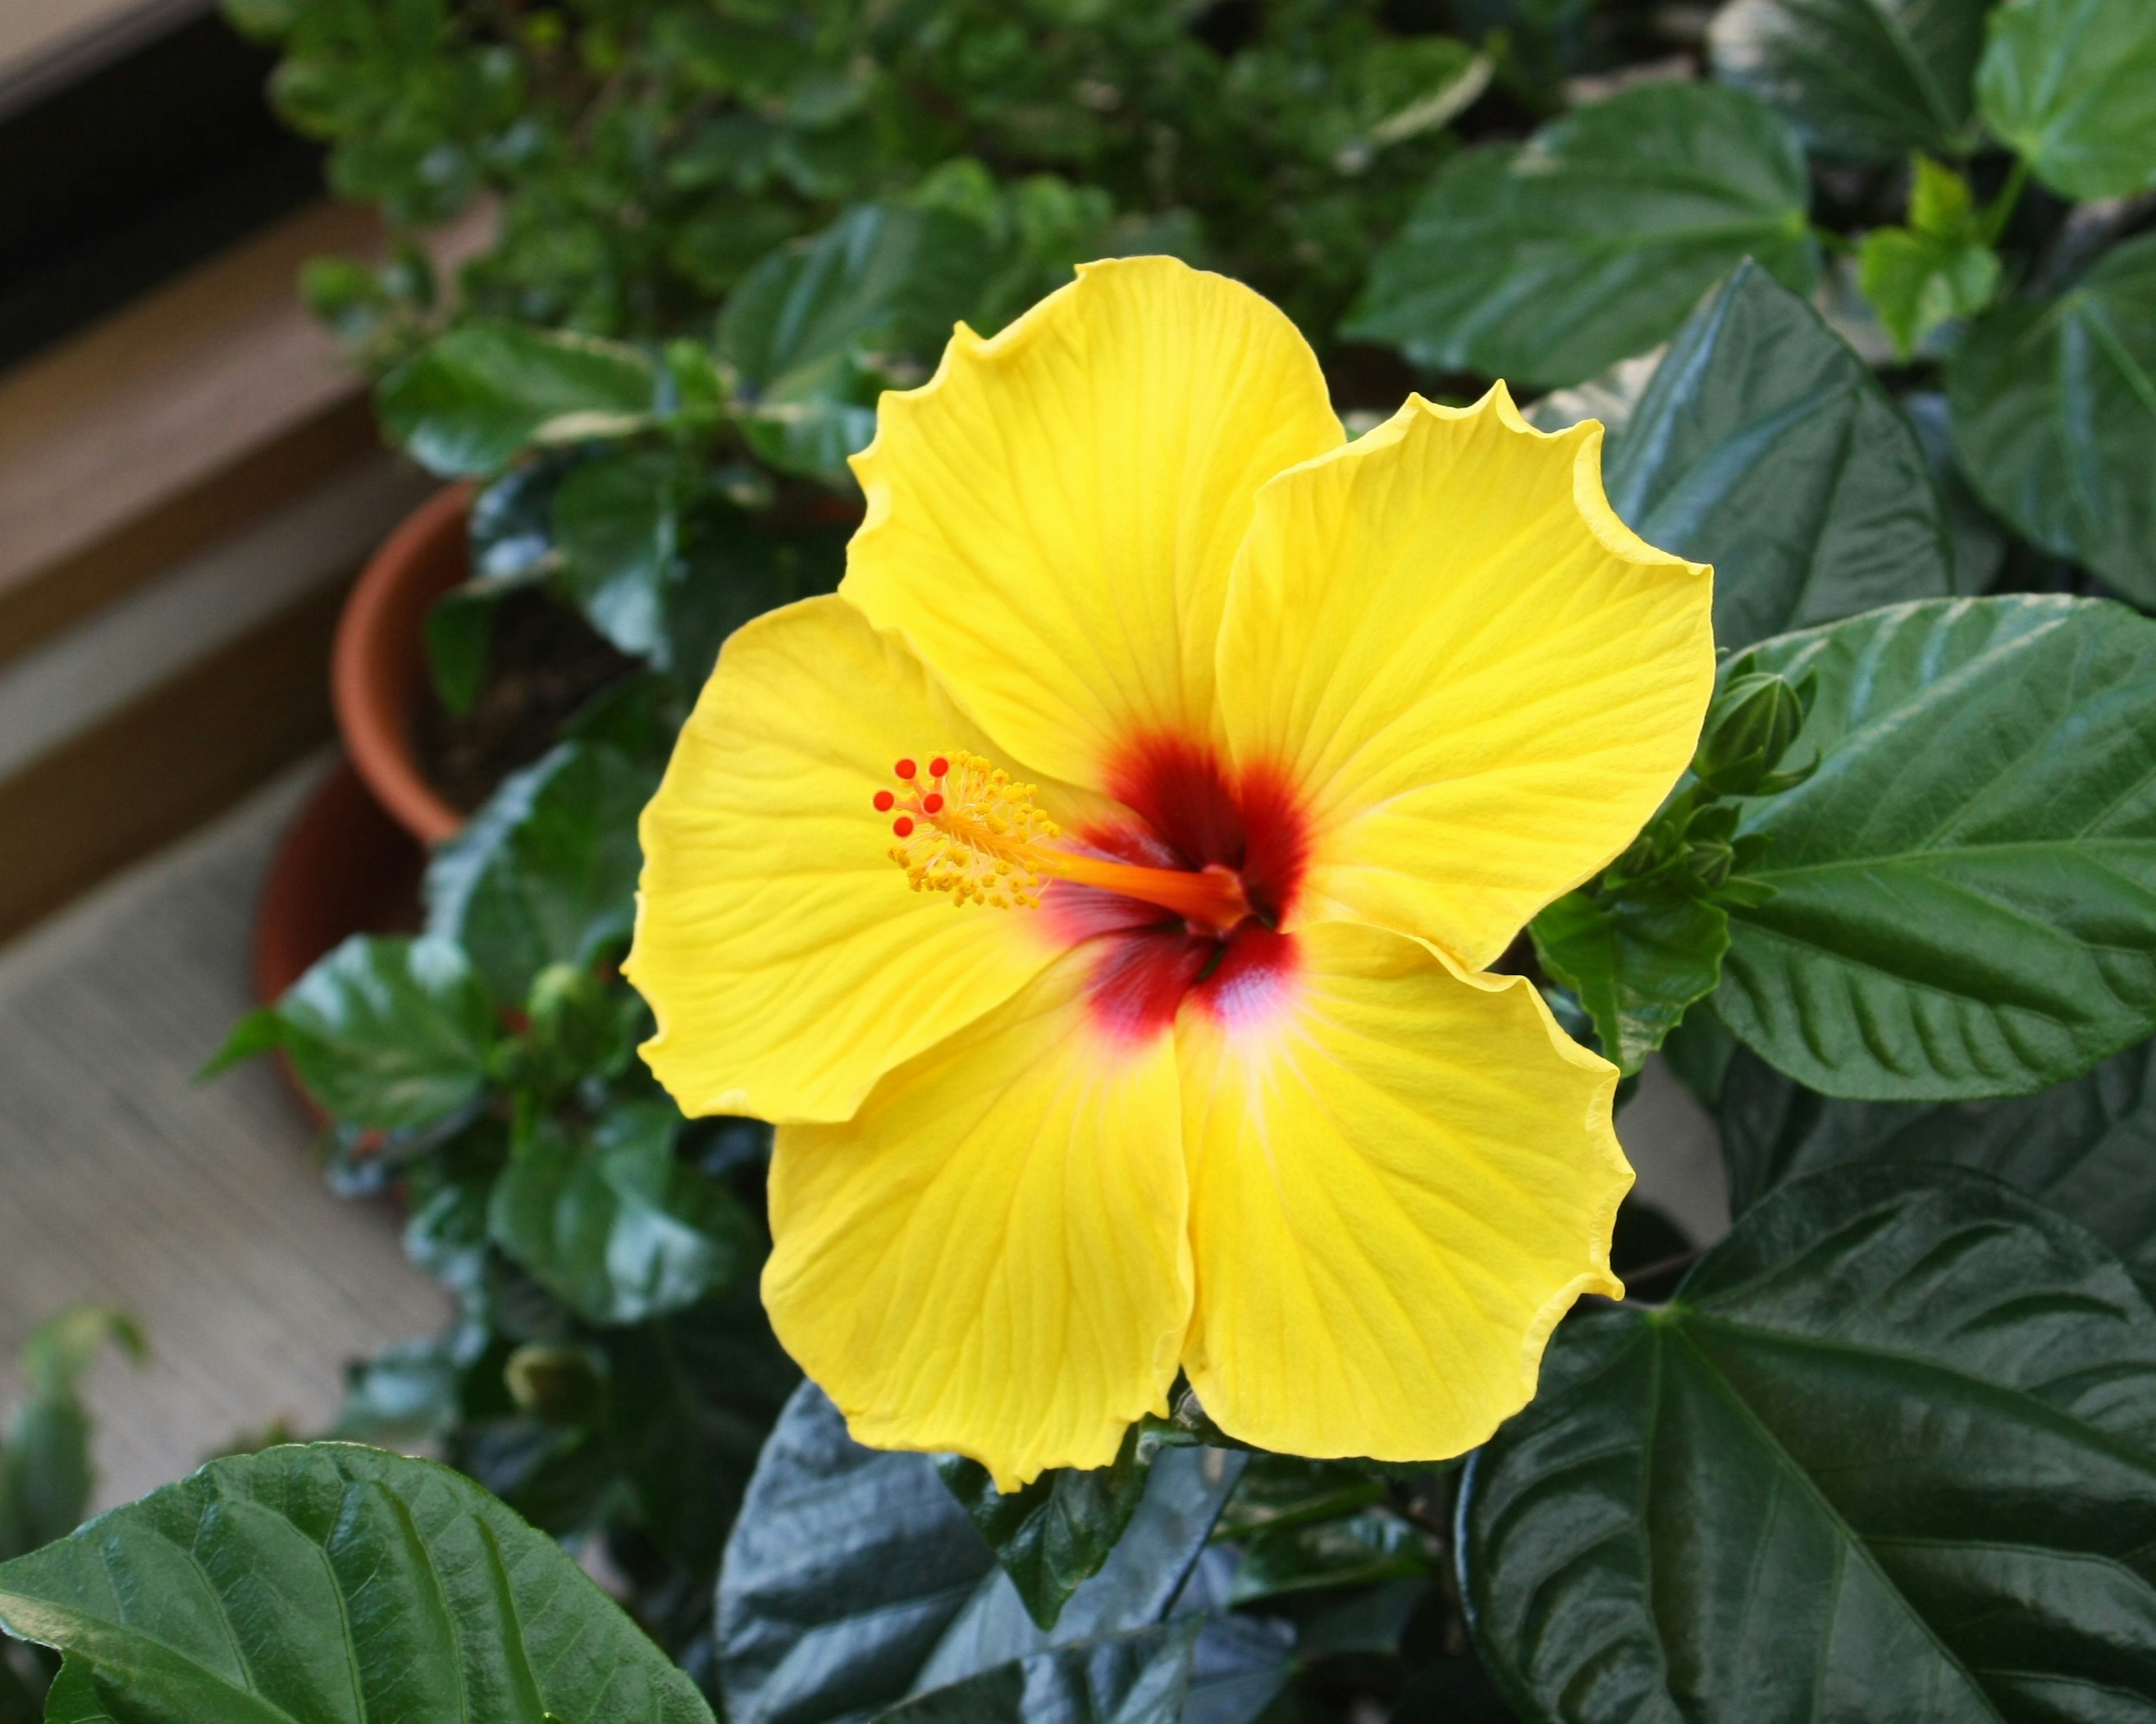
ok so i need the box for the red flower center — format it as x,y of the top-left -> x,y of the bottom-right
1057,737 -> 1309,1041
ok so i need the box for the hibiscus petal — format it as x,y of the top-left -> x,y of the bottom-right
628,595 -> 1095,1124
843,255 -> 1342,792
1176,920 -> 1629,1461
765,949 -> 1190,1489
1218,386 -> 1714,969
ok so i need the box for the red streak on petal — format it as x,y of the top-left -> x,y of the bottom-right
1085,927 -> 1216,1045
1190,925 -> 1301,1030
1102,734 -> 1310,924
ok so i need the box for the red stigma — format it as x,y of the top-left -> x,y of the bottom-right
892,815 -> 915,838
929,755 -> 950,778
894,758 -> 917,780
873,789 -> 896,812
922,792 -> 946,815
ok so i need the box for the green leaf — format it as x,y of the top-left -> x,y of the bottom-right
938,1429 -> 1153,1633
225,936 -> 497,1129
40,1660 -> 103,1724
1977,0 -> 2156,200
1604,260 -> 1953,650
868,1622 -> 1201,1724
1533,888 -> 1730,1075
550,450 -> 688,665
1707,0 -> 1991,161
1214,1457 -> 1385,1540
1947,231 -> 2156,606
378,322 -> 658,478
597,1285 -> 802,1577
719,205 -> 993,480
717,1384 -> 1252,1724
488,1103 -> 761,1327
1720,1039 -> 2156,1291
1463,1163 -> 2156,1720
424,742 -> 659,1003
1346,82 -> 1814,388
663,511 -> 849,690
0,1443 -> 715,1723
0,1310 -> 144,1562
1226,1512 -> 1432,1607
1902,390 -> 2007,595
1715,596 -> 2156,1099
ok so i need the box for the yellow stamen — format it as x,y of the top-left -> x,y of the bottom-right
880,749 -> 1253,930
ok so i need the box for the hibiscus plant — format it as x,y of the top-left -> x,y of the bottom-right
6,2 -> 2154,1722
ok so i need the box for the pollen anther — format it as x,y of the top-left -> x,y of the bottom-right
879,748 -> 1057,911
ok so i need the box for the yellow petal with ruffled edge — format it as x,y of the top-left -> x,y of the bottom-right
627,595 -> 1107,1125
842,255 -> 1341,792
765,951 -> 1189,1489
1176,920 -> 1628,1461
1217,386 -> 1714,970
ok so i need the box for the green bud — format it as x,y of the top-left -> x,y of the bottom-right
1693,671 -> 1811,796
505,1344 -> 605,1424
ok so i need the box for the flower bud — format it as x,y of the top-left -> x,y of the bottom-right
1693,671 -> 1810,796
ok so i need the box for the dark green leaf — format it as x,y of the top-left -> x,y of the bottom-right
1716,596 -> 2156,1099
1533,888 -> 1730,1074
0,1443 -> 715,1722
718,1384 -> 1245,1724
551,451 -> 689,664
489,1103 -> 760,1327
599,1281 -> 801,1576
1215,1457 -> 1384,1540
1226,1511 -> 1432,1606
869,1622 -> 1201,1724
38,1659 -> 97,1724
424,742 -> 659,1003
1708,0 -> 1990,161
424,581 -> 516,717
1346,82 -> 1814,388
719,205 -> 992,479
1463,1164 -> 2156,1720
378,322 -> 659,477
938,1428 -> 1153,1634
1604,261 -> 1952,650
0,1310 -> 143,1563
1947,231 -> 2156,605
720,204 -> 990,394
1902,391 -> 2006,595
221,936 -> 497,1129
1720,1039 -> 2156,1291
1977,0 -> 2156,200
663,511 -> 849,690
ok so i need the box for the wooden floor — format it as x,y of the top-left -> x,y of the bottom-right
0,756 -> 448,1510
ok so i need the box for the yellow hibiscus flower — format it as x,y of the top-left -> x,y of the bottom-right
626,257 -> 1713,1489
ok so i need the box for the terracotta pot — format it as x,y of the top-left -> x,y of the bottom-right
252,761 -> 428,1117
332,483 -> 472,846
254,762 -> 427,1005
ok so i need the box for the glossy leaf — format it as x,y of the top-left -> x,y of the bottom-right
378,322 -> 658,477
719,204 -> 993,479
1708,0 -> 1991,160
717,1383 -> 1250,1724
1719,1039 -> 2156,1291
1948,232 -> 2156,606
1977,0 -> 2156,200
662,511 -> 850,690
1226,1511 -> 1432,1607
0,1443 -> 715,1723
1533,888 -> 1730,1075
938,1429 -> 1153,1634
1463,1164 -> 2156,1721
1715,596 -> 2156,1099
40,1661 -> 103,1724
869,1622 -> 1201,1724
1214,1457 -> 1385,1541
1346,81 -> 1814,388
1901,391 -> 2007,595
551,450 -> 691,664
425,741 -> 659,1004
209,935 -> 497,1129
1604,261 -> 1952,650
489,1103 -> 761,1327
